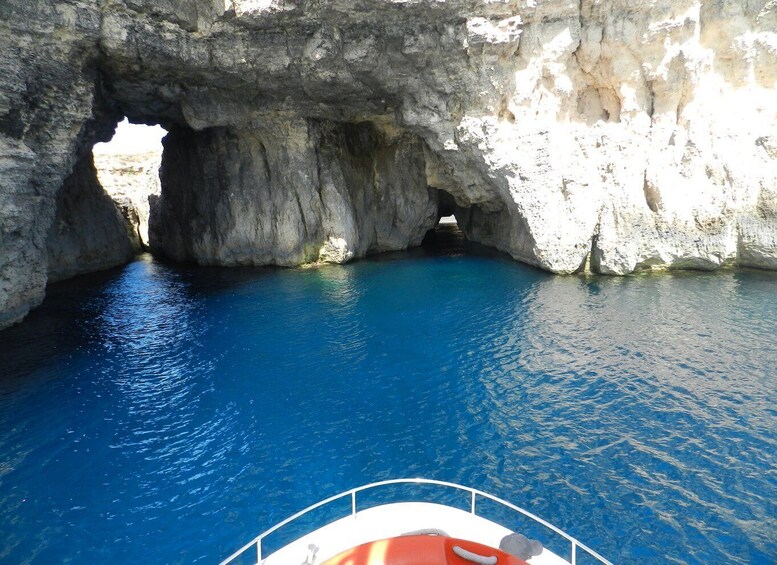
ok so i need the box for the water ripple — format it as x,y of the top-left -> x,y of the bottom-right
0,257 -> 775,564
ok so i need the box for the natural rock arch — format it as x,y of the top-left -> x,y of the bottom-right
1,0 -> 776,329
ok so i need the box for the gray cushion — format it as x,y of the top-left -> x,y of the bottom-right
499,532 -> 543,560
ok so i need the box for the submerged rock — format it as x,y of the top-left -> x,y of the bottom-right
0,0 -> 776,328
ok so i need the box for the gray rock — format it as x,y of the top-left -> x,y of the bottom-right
46,153 -> 137,283
150,119 -> 437,265
0,0 -> 121,328
0,137 -> 46,329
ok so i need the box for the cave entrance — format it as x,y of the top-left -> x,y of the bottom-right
45,118 -> 168,283
92,118 -> 167,250
422,189 -> 468,252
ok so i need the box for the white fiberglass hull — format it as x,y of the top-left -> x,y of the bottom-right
261,501 -> 570,565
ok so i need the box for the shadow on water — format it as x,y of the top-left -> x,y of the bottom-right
0,254 -> 286,389
0,226 -> 513,389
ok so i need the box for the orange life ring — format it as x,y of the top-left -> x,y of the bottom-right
321,535 -> 529,565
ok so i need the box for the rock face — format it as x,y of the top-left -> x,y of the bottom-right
46,153 -> 138,283
0,0 -> 121,329
1,0 -> 776,329
150,120 -> 437,265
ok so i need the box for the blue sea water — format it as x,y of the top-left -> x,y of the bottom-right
0,241 -> 775,564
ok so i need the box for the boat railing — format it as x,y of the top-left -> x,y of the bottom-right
219,477 -> 613,565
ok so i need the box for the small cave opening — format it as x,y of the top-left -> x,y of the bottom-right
422,189 -> 469,253
92,118 -> 167,251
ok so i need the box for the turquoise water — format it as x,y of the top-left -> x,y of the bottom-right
0,243 -> 775,564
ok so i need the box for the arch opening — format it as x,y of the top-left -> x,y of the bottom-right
422,189 -> 469,252
92,118 -> 166,251
44,118 -> 166,284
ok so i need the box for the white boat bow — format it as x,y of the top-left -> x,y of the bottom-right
220,478 -> 613,565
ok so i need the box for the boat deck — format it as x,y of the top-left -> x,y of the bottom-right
261,502 -> 570,565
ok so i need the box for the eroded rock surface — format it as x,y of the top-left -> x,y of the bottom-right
46,153 -> 138,283
1,0 -> 776,328
150,120 -> 437,265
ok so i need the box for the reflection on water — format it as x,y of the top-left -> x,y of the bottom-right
0,252 -> 775,564
478,272 -> 777,561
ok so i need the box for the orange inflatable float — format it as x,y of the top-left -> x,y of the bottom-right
322,535 -> 529,565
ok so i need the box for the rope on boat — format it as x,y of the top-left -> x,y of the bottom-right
451,545 -> 498,565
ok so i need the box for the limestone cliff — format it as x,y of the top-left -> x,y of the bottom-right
46,153 -> 138,283
150,120 -> 436,265
1,0 -> 776,329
